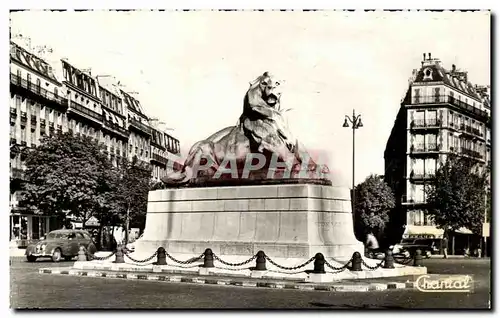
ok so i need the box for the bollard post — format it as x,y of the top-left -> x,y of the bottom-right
313,253 -> 326,274
77,246 -> 88,262
203,248 -> 214,268
156,247 -> 167,265
384,249 -> 395,269
413,249 -> 424,267
113,246 -> 125,264
350,251 -> 362,271
254,251 -> 267,271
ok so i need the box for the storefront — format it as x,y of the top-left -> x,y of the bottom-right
10,211 -> 60,248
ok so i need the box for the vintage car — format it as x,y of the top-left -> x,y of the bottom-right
25,229 -> 97,262
397,238 -> 440,258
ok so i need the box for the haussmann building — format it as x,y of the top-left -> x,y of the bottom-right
384,53 -> 491,256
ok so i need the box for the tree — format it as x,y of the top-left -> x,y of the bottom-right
425,154 -> 489,236
353,174 -> 395,244
22,132 -> 113,229
107,156 -> 152,244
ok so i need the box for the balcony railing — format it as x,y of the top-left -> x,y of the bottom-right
10,108 -> 17,118
20,111 -> 27,123
410,143 -> 439,153
401,195 -> 426,204
40,119 -> 46,127
30,115 -> 37,123
69,101 -> 103,123
103,119 -> 129,137
412,94 -> 489,119
411,119 -> 441,129
461,148 -> 482,159
10,74 -> 67,107
129,118 -> 152,136
151,153 -> 169,166
410,171 -> 436,180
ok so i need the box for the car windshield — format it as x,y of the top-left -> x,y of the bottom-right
46,232 -> 70,239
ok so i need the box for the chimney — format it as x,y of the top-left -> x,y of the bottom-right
428,53 -> 432,60
452,64 -> 456,72
423,53 -> 426,61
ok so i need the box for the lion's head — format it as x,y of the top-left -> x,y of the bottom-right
248,72 -> 283,108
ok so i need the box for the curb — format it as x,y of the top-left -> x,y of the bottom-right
39,268 -> 416,292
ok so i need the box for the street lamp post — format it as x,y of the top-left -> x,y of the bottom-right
343,109 -> 363,216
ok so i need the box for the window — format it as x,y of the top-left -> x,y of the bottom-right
427,110 -> 437,125
27,73 -> 31,84
20,126 -> 26,142
425,158 -> 436,175
36,78 -> 41,90
20,99 -> 27,113
415,134 -> 425,149
414,159 -> 424,175
426,134 -> 437,149
17,69 -> 21,80
54,87 -> 58,97
415,185 -> 425,203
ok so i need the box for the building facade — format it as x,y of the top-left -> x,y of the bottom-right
384,53 -> 491,253
9,40 -> 181,247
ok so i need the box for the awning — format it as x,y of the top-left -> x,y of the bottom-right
85,216 -> 100,227
403,225 -> 444,239
455,227 -> 473,235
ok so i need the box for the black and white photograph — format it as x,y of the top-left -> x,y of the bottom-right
6,4 -> 493,311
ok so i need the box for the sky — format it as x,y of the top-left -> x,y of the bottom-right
9,10 -> 490,186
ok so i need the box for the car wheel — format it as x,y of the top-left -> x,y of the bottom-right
26,255 -> 37,262
52,248 -> 62,262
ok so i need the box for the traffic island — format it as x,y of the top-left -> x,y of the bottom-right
38,266 -> 418,292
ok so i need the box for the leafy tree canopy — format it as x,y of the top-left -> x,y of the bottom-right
354,174 -> 395,241
425,154 -> 489,235
22,132 -> 113,226
107,156 -> 152,242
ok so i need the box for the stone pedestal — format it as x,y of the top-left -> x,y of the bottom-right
135,184 -> 364,260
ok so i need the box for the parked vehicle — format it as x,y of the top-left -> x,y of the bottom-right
25,229 -> 97,262
398,238 -> 440,258
391,244 -> 411,258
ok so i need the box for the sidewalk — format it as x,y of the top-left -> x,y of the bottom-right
10,248 -> 26,258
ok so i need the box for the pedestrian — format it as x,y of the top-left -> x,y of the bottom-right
365,232 -> 380,258
442,235 -> 448,259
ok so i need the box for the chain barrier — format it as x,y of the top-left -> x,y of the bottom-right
213,253 -> 257,267
361,258 -> 385,270
124,251 -> 158,264
88,251 -> 116,261
165,251 -> 204,265
264,255 -> 315,271
324,257 -> 353,272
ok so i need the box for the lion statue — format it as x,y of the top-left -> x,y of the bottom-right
162,72 -> 330,186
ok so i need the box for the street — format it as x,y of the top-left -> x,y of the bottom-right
10,257 -> 491,309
